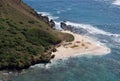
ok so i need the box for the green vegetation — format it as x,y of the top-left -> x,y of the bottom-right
28,20 -> 35,24
0,0 -> 74,70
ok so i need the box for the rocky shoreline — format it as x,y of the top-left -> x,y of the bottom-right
61,21 -> 88,35
29,9 -> 56,29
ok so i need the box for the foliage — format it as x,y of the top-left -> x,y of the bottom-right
28,20 -> 35,24
0,0 -> 73,70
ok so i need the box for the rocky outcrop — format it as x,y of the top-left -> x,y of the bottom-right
49,20 -> 55,28
61,21 -> 77,32
37,14 -> 55,29
61,21 -> 88,35
61,21 -> 67,29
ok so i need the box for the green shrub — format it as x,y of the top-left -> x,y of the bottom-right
0,18 -> 5,22
0,4 -> 2,7
7,27 -> 17,34
28,20 -> 35,24
24,28 -> 61,50
19,21 -> 23,24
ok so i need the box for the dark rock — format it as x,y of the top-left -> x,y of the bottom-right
60,21 -> 88,35
42,16 -> 49,24
61,21 -> 67,29
51,55 -> 55,59
51,48 -> 57,52
37,13 -> 55,29
38,14 -> 43,19
49,19 -> 55,28
61,21 -> 74,31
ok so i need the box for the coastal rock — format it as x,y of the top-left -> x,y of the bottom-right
60,21 -> 88,35
61,21 -> 75,31
51,55 -> 55,59
37,14 -> 55,28
61,21 -> 67,30
38,14 -> 43,19
49,19 -> 55,28
42,16 -> 49,24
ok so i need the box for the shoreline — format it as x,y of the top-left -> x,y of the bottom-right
0,1 -> 111,71
52,30 -> 111,59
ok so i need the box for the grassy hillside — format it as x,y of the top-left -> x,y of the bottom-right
0,0 -> 74,70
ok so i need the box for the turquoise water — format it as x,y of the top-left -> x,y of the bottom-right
1,0 -> 120,81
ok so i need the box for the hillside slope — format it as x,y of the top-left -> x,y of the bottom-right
0,0 -> 74,70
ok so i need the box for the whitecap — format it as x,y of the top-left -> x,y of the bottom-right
37,11 -> 59,20
37,12 -> 51,16
112,0 -> 120,6
49,16 -> 59,20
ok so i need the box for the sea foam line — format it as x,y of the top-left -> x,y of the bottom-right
65,21 -> 120,37
66,21 -> 120,45
54,21 -> 120,44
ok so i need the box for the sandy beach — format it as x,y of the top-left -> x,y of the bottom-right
52,30 -> 111,59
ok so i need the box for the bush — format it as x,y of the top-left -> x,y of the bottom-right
7,27 -> 17,34
0,25 -> 5,30
19,21 -> 23,24
24,28 -> 61,50
0,18 -> 5,22
28,20 -> 35,24
0,4 -> 2,7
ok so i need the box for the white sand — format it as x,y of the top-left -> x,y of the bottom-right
52,30 -> 111,59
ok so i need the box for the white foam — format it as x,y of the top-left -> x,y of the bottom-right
30,64 -> 45,68
49,16 -> 59,20
64,21 -> 120,45
54,21 -> 62,30
112,0 -> 120,6
30,59 -> 65,69
54,21 -> 120,39
65,21 -> 120,36
37,11 -> 59,20
66,21 -> 111,35
37,12 -> 51,16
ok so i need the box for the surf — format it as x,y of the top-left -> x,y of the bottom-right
37,11 -> 59,20
112,0 -> 120,6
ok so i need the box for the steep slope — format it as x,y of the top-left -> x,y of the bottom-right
0,0 -> 74,70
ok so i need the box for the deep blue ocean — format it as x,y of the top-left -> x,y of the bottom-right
1,0 -> 120,81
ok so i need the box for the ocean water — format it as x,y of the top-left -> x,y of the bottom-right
1,0 -> 120,81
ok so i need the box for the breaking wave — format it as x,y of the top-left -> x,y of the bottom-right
112,0 -> 120,6
37,11 -> 59,20
58,21 -> 120,47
